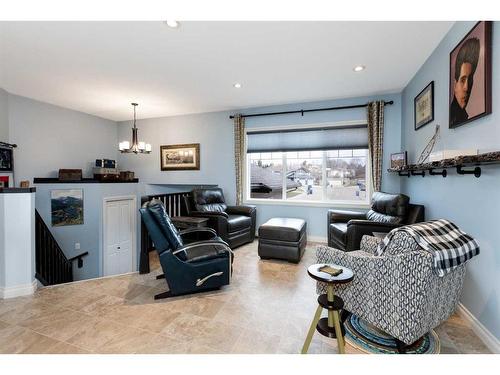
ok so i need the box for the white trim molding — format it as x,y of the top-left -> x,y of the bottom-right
0,280 -> 37,299
456,303 -> 500,354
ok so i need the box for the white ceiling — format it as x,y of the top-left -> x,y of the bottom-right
0,21 -> 454,121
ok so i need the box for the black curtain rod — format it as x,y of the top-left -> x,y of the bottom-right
229,100 -> 394,119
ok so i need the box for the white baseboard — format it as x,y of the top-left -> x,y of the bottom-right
456,302 -> 500,354
307,236 -> 327,244
0,280 -> 37,299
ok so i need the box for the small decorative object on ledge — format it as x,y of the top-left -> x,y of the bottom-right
388,150 -> 500,179
95,159 -> 116,168
417,125 -> 440,165
58,169 -> 82,181
390,152 -> 407,169
119,171 -> 135,181
20,180 -> 30,188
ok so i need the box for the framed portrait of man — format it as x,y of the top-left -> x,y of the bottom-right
449,21 -> 492,129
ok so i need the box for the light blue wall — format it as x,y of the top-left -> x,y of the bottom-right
118,94 -> 403,240
117,111 -> 237,203
0,88 -> 8,142
401,21 -> 499,340
34,182 -> 142,280
7,94 -> 118,183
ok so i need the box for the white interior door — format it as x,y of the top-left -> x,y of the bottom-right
104,198 -> 135,276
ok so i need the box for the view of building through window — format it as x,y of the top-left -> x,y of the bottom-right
249,149 -> 368,202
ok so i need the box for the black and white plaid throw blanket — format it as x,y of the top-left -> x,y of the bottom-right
376,219 -> 480,276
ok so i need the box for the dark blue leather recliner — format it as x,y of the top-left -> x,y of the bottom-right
139,198 -> 233,299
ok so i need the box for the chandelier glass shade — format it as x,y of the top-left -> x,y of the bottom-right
119,103 -> 151,154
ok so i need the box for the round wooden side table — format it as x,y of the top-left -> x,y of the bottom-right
301,263 -> 354,354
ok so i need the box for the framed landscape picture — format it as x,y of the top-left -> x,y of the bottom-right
390,152 -> 407,170
160,143 -> 200,171
449,21 -> 492,129
51,189 -> 84,226
414,81 -> 434,130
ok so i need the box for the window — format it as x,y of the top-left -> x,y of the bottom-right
246,123 -> 370,205
248,149 -> 368,203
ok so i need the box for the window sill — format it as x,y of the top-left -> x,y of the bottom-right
244,198 -> 370,209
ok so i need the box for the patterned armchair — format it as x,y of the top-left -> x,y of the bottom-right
316,233 -> 466,347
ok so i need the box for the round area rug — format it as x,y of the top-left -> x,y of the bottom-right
344,314 -> 440,354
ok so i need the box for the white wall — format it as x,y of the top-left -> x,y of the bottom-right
0,88 -> 8,142
8,94 -> 119,184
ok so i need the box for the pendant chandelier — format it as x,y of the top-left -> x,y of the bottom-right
119,103 -> 151,154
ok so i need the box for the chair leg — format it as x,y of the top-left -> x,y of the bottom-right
154,287 -> 221,300
340,309 -> 350,323
395,339 -> 408,354
154,290 -> 173,300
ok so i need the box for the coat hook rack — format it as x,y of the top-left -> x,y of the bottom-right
429,169 -> 447,177
411,170 -> 425,177
398,171 -> 410,177
456,166 -> 481,178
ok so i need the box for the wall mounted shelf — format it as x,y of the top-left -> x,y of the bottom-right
388,151 -> 500,179
33,178 -> 139,184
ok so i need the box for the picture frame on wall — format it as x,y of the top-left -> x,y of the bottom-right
160,143 -> 200,171
449,21 -> 492,129
414,81 -> 434,130
51,189 -> 84,227
0,147 -> 13,172
390,151 -> 408,170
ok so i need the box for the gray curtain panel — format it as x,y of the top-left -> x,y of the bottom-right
233,114 -> 245,205
367,101 -> 385,192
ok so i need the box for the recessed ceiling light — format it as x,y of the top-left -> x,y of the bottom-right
165,20 -> 179,28
233,83 -> 242,88
353,65 -> 366,72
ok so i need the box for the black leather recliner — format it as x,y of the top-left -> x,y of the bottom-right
328,192 -> 425,252
184,188 -> 257,249
140,198 -> 233,299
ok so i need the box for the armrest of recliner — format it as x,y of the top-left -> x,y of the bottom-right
179,227 -> 218,244
226,205 -> 256,216
173,240 -> 233,263
328,209 -> 366,224
345,220 -> 401,251
190,210 -> 229,219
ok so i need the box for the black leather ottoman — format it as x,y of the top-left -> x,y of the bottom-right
258,218 -> 307,263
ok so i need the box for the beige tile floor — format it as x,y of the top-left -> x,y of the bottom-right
0,241 -> 491,354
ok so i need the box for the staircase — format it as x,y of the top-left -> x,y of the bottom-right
35,210 -> 88,286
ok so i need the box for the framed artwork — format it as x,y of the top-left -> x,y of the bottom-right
160,143 -> 200,171
449,21 -> 492,129
0,147 -> 13,172
51,189 -> 84,226
390,152 -> 408,169
414,81 -> 434,130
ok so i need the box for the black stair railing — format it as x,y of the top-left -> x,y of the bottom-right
35,210 -> 88,286
139,191 -> 191,274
